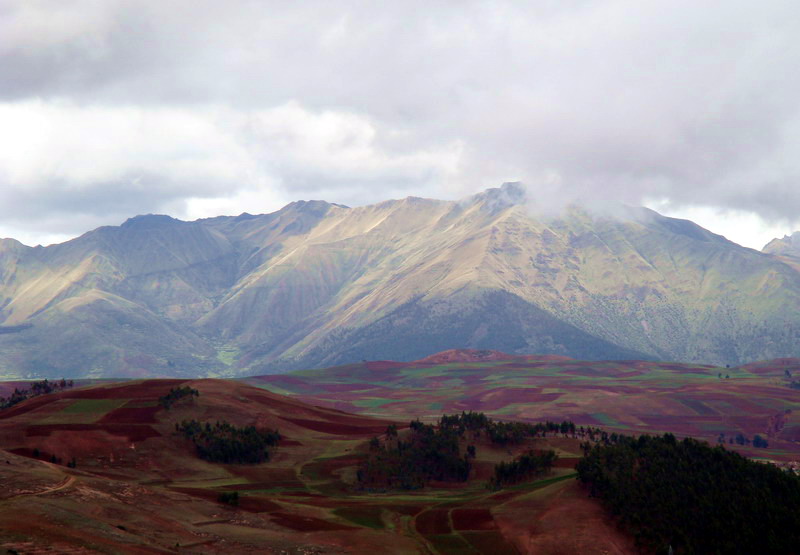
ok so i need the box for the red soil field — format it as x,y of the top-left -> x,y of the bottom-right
66,379 -> 187,399
237,496 -> 284,513
488,490 -> 519,503
457,388 -> 562,411
414,349 -> 519,364
168,486 -> 282,513
98,405 -> 160,424
739,358 -> 800,375
0,394 -> 60,419
415,509 -> 451,535
451,508 -> 496,531
461,530 -> 520,555
365,360 -> 408,371
278,438 -> 303,446
496,480 -> 637,554
25,423 -> 160,442
270,512 -> 355,532
314,383 -> 388,392
553,457 -> 581,469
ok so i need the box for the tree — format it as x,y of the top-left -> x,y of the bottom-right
576,433 -> 800,553
218,491 -> 239,506
177,420 -> 280,464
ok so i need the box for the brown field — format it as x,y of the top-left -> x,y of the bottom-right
246,354 -> 800,463
0,376 -> 637,554
4,353 -> 797,552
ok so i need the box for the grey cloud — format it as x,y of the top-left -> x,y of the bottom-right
0,173 -> 207,239
1,0 -> 799,236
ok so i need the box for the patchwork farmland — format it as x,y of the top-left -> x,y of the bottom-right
0,377 -> 632,553
246,351 -> 800,462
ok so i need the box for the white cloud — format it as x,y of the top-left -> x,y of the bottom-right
0,100 -> 463,243
644,200 -> 796,250
0,1 -> 799,247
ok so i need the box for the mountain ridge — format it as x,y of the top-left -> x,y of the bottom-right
1,185 -> 799,378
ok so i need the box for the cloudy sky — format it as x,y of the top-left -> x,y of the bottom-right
1,1 -> 799,249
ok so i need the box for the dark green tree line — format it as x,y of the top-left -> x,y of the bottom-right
177,420 -> 280,464
576,433 -> 800,553
159,386 -> 199,409
490,449 -> 558,489
0,378 -> 73,410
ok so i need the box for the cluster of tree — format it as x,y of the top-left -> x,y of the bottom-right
788,380 -> 800,390
0,378 -> 74,410
489,449 -> 558,489
359,418 -> 474,490
717,432 -> 769,448
30,448 -> 76,468
217,491 -> 239,506
158,386 -> 199,409
576,433 -> 800,553
752,435 -> 769,448
435,410 -> 577,445
358,412 -> 571,490
176,420 -> 280,464
486,419 -> 575,445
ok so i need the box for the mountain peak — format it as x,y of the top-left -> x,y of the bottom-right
763,231 -> 800,257
468,182 -> 527,212
121,214 -> 183,229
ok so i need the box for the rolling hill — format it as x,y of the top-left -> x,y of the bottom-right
2,184 -> 800,378
0,378 -> 631,554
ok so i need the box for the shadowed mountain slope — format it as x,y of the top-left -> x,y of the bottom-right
2,184 -> 800,378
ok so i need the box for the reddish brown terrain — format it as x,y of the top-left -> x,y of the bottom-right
0,378 -> 633,554
4,353 -> 796,552
247,354 -> 800,463
413,349 -> 573,365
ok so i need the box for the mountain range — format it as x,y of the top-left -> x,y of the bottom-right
1,183 -> 799,379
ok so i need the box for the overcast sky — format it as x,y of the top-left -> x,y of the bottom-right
1,1 -> 799,249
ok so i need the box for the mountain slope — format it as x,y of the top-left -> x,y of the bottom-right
2,184 -> 800,377
763,232 -> 800,259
